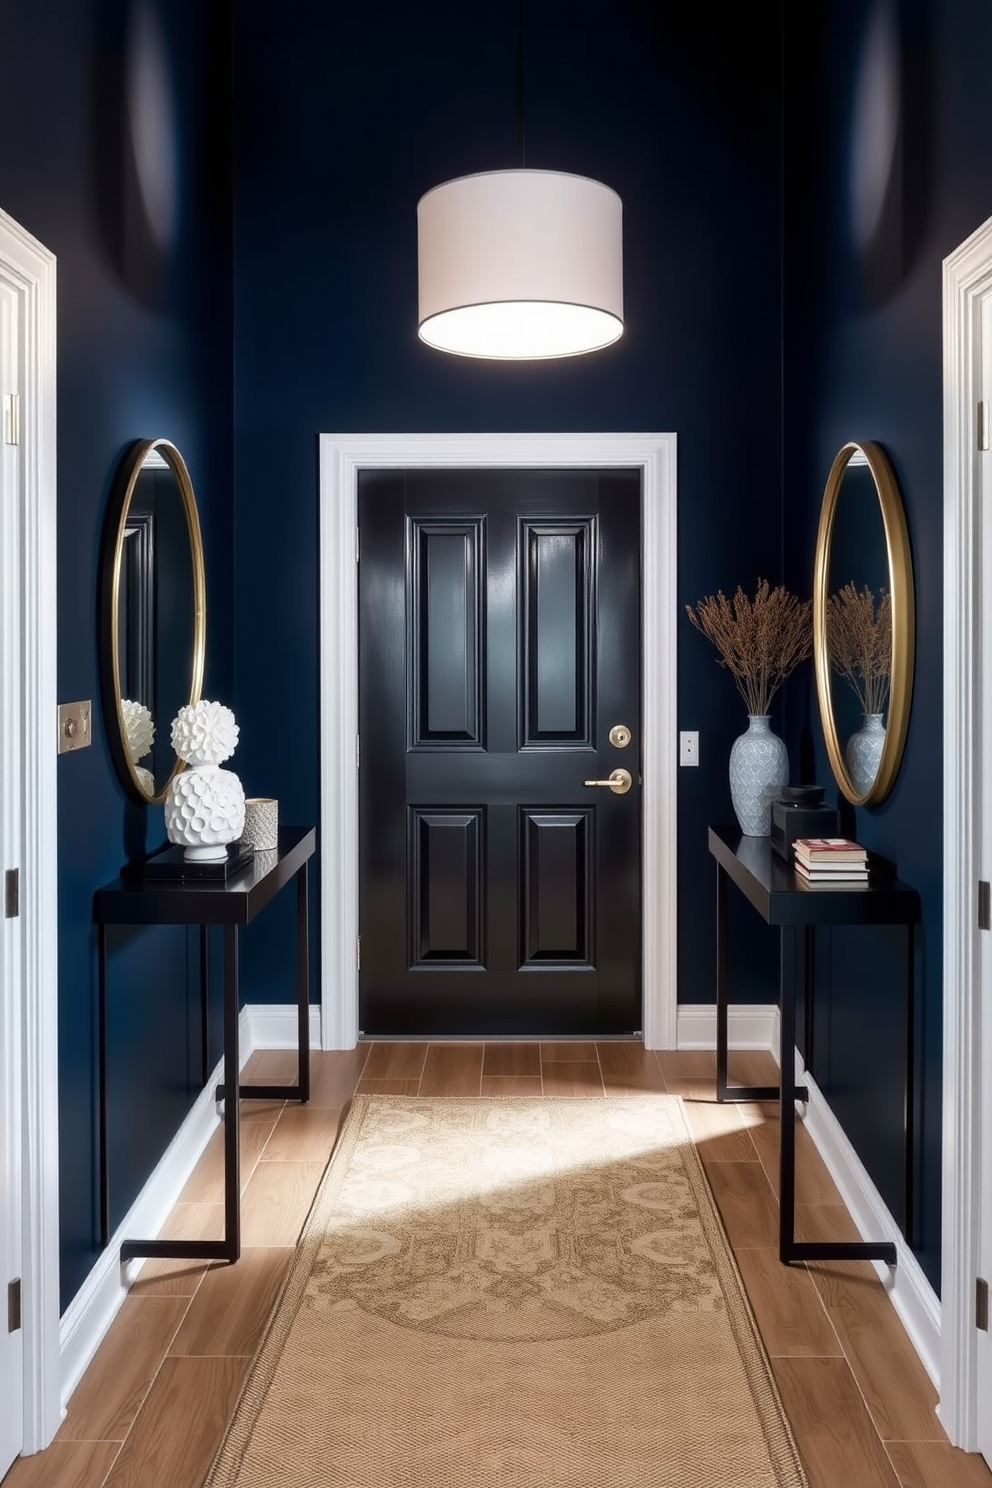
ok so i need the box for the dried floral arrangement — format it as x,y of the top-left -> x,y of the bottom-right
826,582 -> 891,716
685,579 -> 813,716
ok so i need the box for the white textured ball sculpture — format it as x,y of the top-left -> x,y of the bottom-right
134,764 -> 155,796
121,698 -> 155,762
165,700 -> 245,861
171,699 -> 240,767
164,763 -> 246,861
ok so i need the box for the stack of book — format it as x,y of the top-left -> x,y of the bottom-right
793,836 -> 869,887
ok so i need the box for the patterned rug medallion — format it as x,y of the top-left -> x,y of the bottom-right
205,1095 -> 807,1488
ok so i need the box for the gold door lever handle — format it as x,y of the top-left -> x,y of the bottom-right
583,768 -> 632,795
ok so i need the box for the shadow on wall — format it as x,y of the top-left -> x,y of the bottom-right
92,0 -> 181,313
847,0 -> 934,310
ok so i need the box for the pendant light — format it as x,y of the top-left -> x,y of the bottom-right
416,5 -> 623,360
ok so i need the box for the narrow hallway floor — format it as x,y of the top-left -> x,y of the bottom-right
4,1043 -> 988,1488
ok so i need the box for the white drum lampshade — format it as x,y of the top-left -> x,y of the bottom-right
417,169 -> 624,360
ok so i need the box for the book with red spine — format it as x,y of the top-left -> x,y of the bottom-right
793,836 -> 866,865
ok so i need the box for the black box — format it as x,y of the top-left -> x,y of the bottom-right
135,842 -> 256,882
770,786 -> 838,860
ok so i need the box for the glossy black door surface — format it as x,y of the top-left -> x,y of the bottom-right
358,468 -> 641,1036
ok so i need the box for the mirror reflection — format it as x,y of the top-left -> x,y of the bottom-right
101,438 -> 206,803
813,440 -> 914,806
825,453 -> 892,795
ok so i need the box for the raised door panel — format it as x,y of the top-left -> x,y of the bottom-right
409,518 -> 484,747
520,521 -> 594,747
409,808 -> 484,965
520,810 -> 593,967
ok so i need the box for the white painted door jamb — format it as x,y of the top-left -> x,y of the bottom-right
318,433 -> 678,1052
0,207 -> 60,1453
941,212 -> 992,1453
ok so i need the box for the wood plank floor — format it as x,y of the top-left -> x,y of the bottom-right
4,1044 -> 989,1488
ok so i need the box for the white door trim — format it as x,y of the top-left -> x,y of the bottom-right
0,208 -> 60,1451
318,432 -> 678,1051
940,214 -> 992,1448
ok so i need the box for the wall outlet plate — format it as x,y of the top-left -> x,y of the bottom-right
58,700 -> 92,754
679,730 -> 699,767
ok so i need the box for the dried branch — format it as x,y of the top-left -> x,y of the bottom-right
826,583 -> 891,716
685,579 -> 813,716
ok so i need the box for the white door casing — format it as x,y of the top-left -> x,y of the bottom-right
0,272 -> 22,1480
0,206 -> 59,1455
941,212 -> 992,1455
975,290 -> 992,1464
981,293 -> 992,1465
318,433 -> 678,1051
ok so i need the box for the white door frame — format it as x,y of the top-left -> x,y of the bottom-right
941,214 -> 992,1449
0,207 -> 60,1451
318,432 -> 678,1051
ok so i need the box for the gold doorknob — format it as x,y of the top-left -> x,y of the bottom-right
583,768 -> 633,795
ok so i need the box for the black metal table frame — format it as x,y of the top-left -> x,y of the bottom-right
95,827 -> 315,1264
709,825 -> 918,1268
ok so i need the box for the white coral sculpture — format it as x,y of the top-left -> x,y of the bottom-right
170,700 -> 240,767
120,699 -> 155,762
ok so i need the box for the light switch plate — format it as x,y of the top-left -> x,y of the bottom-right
58,700 -> 92,754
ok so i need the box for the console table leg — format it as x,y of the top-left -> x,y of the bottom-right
803,926 -> 814,1073
99,924 -> 110,1250
779,926 -> 798,1263
716,863 -> 729,1099
222,924 -> 241,1262
715,860 -> 781,1104
297,862 -> 310,1103
200,925 -> 210,1087
904,923 -> 915,1244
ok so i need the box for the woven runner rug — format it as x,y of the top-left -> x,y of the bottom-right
205,1095 -> 807,1488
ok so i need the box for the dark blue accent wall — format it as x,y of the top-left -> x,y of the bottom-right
782,0 -> 992,1291
230,0 -> 786,1015
5,0 -> 977,1315
0,0 -> 234,1308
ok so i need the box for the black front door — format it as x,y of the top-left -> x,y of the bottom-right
358,467 -> 642,1036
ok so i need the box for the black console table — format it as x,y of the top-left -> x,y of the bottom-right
94,826 -> 316,1264
708,824 -> 920,1267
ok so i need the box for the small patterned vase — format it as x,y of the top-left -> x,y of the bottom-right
728,714 -> 789,837
845,712 -> 886,797
164,764 -> 246,861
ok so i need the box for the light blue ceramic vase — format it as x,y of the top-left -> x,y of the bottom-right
845,712 -> 886,797
728,714 -> 789,836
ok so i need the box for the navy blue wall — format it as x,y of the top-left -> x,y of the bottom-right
13,0 -> 973,1316
0,0 -> 234,1307
783,0 -> 992,1290
231,0 -> 787,1015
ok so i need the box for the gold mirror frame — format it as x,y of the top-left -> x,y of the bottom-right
100,437 -> 206,804
812,439 -> 915,806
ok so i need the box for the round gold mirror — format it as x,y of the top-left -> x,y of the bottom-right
100,438 -> 206,803
813,440 -> 914,805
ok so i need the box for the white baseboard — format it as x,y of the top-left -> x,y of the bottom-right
244,1002 -> 322,1051
58,1001 -> 321,1411
793,1047 -> 941,1390
676,1002 -> 779,1053
674,1002 -> 940,1390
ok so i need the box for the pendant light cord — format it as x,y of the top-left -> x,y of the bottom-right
517,0 -> 526,167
